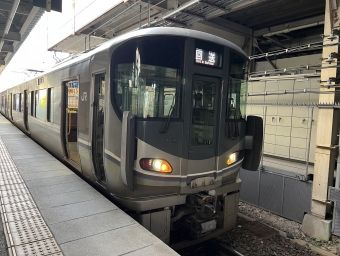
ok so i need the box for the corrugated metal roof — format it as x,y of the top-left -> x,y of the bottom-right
221,0 -> 325,29
48,0 -> 325,59
0,0 -> 44,73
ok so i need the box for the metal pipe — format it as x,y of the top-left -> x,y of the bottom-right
335,127 -> 340,188
4,0 -> 20,35
180,10 -> 205,20
72,0 -> 76,35
198,0 -> 225,12
161,0 -> 200,20
0,0 -> 20,52
260,105 -> 267,170
148,0 -> 150,27
263,21 -> 325,37
305,107 -> 314,177
249,73 -> 320,82
139,5 -> 142,29
142,0 -> 196,28
255,43 -> 277,69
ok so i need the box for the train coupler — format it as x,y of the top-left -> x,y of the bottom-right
185,193 -> 218,238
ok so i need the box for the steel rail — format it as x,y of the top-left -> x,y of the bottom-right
207,239 -> 244,256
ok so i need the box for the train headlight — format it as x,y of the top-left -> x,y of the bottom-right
227,152 -> 241,166
140,158 -> 172,173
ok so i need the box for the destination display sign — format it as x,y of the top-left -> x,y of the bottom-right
195,48 -> 222,67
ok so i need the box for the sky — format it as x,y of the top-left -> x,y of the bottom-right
0,12 -> 69,90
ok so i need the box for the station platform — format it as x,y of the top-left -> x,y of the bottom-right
0,115 -> 178,256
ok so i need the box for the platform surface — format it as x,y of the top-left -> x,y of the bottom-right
0,115 -> 178,256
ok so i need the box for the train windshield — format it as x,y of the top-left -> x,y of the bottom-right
113,36 -> 184,118
227,51 -> 247,120
226,51 -> 248,138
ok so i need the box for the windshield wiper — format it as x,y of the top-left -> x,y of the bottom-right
159,94 -> 176,133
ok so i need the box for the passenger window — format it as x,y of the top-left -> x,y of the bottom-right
30,91 -> 34,116
21,93 -> 24,112
9,95 -> 11,114
13,93 -> 21,112
47,88 -> 53,122
67,81 -> 79,108
18,94 -> 21,112
12,94 -> 16,111
35,90 -> 38,116
35,89 -> 47,120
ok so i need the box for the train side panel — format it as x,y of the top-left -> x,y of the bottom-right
27,69 -> 65,159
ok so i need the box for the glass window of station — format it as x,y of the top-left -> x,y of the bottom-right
112,36 -> 184,119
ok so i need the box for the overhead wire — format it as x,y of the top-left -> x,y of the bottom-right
94,0 -> 168,39
249,39 -> 340,60
62,0 -> 142,53
69,0 -> 169,53
249,41 -> 324,60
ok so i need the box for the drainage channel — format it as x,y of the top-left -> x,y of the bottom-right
0,137 -> 63,256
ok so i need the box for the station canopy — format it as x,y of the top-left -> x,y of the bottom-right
48,0 -> 325,58
0,0 -> 51,74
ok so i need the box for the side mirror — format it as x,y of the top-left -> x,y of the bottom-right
121,111 -> 135,190
242,115 -> 263,171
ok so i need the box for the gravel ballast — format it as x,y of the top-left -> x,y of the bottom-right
217,216 -> 322,256
217,201 -> 340,256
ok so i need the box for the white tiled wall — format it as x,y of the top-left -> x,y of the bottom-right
247,77 -> 319,163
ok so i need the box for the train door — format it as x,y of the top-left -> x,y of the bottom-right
92,73 -> 106,183
9,93 -> 12,120
62,79 -> 80,166
0,95 -> 3,112
5,95 -> 7,116
188,75 -> 221,180
23,90 -> 29,132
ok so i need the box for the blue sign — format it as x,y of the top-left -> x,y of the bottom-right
69,81 -> 79,88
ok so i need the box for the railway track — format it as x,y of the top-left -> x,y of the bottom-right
176,238 -> 244,256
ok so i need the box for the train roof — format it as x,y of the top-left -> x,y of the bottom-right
2,27 -> 247,91
55,27 -> 248,68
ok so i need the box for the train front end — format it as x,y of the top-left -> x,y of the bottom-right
106,29 -> 263,245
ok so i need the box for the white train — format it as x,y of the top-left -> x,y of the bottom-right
0,27 -> 262,247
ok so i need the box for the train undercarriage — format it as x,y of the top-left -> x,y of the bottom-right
131,183 -> 240,249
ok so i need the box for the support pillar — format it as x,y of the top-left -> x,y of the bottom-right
303,0 -> 340,240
